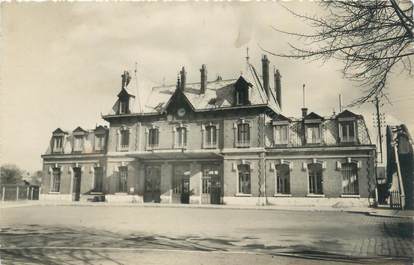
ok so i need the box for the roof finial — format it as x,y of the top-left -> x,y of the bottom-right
246,47 -> 250,64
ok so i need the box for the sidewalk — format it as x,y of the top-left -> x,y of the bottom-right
0,200 -> 382,214
1,200 -> 413,219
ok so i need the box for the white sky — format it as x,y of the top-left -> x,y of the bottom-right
1,2 -> 413,172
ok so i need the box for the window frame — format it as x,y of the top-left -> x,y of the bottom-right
94,134 -> 105,152
275,163 -> 291,195
339,119 -> 357,143
341,162 -> 359,196
273,123 -> 289,146
202,123 -> 219,149
235,120 -> 251,148
305,123 -> 322,144
50,167 -> 61,193
175,125 -> 188,148
73,135 -> 84,152
118,127 -> 130,151
52,136 -> 64,153
307,162 -> 324,195
237,164 -> 251,195
147,127 -> 160,149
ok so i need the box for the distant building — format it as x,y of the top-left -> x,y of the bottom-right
41,56 -> 376,206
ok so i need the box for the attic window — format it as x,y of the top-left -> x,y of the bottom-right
119,99 -> 129,114
52,136 -> 64,153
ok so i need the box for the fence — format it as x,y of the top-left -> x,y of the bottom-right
0,184 -> 40,201
389,190 -> 402,209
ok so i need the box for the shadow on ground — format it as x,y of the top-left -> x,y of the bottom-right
0,224 -> 412,265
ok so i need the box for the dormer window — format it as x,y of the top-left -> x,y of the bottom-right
236,90 -> 246,105
303,112 -> 324,145
52,136 -> 64,153
274,125 -> 289,145
73,136 -> 84,152
305,124 -> 321,144
94,134 -> 105,151
339,120 -> 356,143
119,99 -> 129,114
234,76 -> 251,106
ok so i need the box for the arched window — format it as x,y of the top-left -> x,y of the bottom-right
276,164 -> 290,194
341,163 -> 359,195
308,163 -> 323,194
238,164 -> 251,194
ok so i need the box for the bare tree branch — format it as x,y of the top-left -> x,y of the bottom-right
266,0 -> 414,106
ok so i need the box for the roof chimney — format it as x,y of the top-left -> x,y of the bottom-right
274,68 -> 282,109
180,67 -> 186,91
200,64 -> 207,94
176,74 -> 181,91
261,55 -> 270,97
301,107 -> 308,118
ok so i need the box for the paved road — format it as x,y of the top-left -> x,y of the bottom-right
0,205 -> 413,264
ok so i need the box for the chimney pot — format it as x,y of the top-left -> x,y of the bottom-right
200,64 -> 207,94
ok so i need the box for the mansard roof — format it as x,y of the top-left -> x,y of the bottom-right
105,64 -> 281,117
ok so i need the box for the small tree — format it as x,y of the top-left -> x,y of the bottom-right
0,164 -> 23,184
266,0 -> 414,106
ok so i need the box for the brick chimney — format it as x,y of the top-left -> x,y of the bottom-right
180,67 -> 186,91
274,69 -> 282,109
200,64 -> 207,94
301,107 -> 308,118
262,55 -> 270,97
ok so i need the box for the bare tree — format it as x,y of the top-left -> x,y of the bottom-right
264,0 -> 414,106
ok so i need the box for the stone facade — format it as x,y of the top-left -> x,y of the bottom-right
41,56 -> 376,206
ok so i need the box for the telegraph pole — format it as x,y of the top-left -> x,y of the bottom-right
374,95 -> 383,164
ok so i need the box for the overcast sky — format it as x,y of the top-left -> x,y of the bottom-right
1,2 -> 413,172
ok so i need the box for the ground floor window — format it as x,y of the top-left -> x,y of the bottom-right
238,164 -> 251,194
118,166 -> 128,193
51,168 -> 61,192
276,164 -> 290,194
94,167 -> 103,192
308,163 -> 323,194
341,163 -> 359,195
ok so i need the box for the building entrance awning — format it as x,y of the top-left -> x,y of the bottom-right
127,149 -> 223,161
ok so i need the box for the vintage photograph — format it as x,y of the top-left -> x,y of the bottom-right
0,1 -> 413,264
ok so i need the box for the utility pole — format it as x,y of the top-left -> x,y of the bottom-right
374,95 -> 383,164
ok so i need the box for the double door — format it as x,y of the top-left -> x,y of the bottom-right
144,166 -> 161,203
201,165 -> 222,204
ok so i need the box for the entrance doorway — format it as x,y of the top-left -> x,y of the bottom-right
173,165 -> 191,204
201,165 -> 222,204
144,166 -> 161,203
73,167 -> 82,201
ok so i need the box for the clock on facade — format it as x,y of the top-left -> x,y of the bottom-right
177,108 -> 186,117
